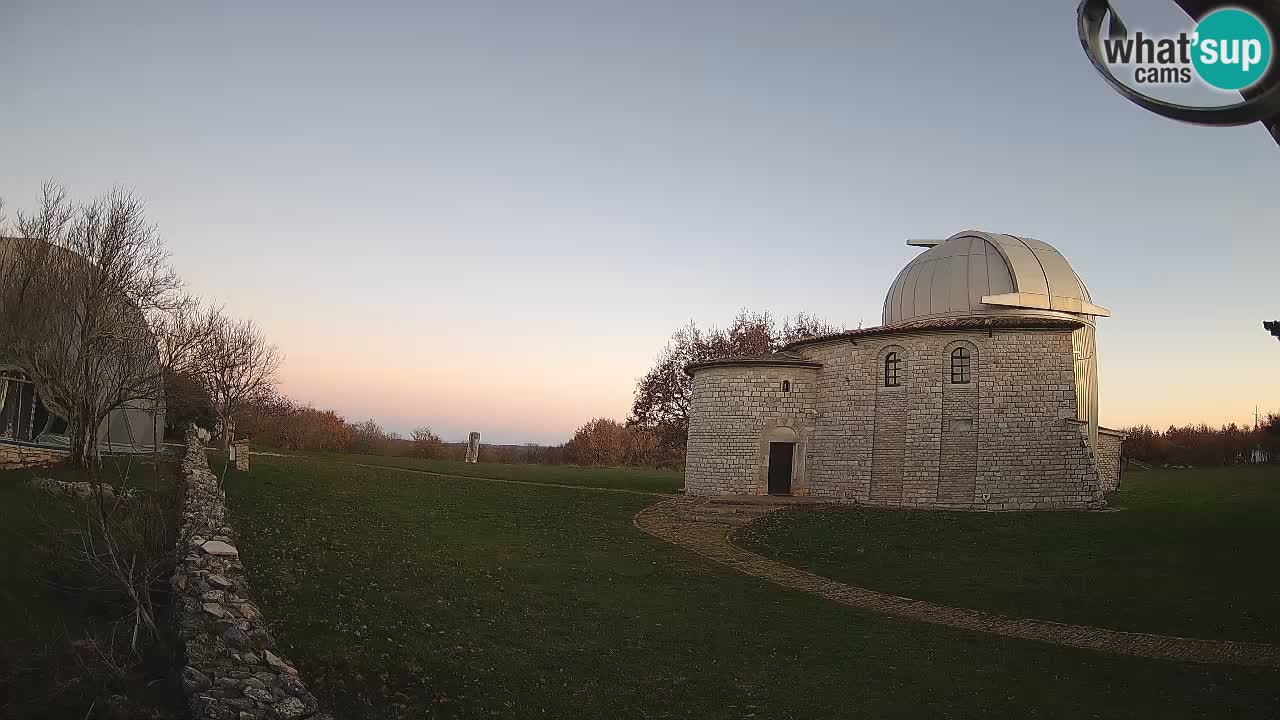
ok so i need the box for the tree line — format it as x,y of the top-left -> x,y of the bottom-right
225,393 -> 572,463
226,394 -> 639,466
1119,417 -> 1280,468
206,308 -> 843,469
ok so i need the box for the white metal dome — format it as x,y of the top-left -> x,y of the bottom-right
882,231 -> 1109,327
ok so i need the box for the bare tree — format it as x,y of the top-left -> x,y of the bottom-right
780,311 -> 844,346
200,313 -> 281,448
153,298 -> 221,383
150,298 -> 222,440
0,181 -> 181,467
411,425 -> 447,458
349,418 -> 394,455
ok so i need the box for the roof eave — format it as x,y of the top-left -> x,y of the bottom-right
981,292 -> 1111,317
782,316 -> 1086,351
684,357 -> 824,376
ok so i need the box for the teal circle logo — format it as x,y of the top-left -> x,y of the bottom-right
1191,8 -> 1272,90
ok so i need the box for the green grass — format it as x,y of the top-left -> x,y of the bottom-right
273,449 -> 685,494
225,455 -> 1280,719
0,456 -> 182,718
1,466 -> 85,656
0,458 -> 176,650
737,466 -> 1280,643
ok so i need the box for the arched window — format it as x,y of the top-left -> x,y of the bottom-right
884,352 -> 900,387
951,347 -> 971,384
781,380 -> 791,393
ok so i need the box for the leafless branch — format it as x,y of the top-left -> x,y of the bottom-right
0,181 -> 180,466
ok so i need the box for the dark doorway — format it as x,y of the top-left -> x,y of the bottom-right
767,442 -> 794,495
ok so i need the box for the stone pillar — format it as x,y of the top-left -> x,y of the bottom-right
465,432 -> 480,463
232,439 -> 250,472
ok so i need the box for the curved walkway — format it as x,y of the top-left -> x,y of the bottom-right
634,496 -> 1280,669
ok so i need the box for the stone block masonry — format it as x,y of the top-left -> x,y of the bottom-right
1096,427 -> 1126,492
685,364 -> 819,496
232,439 -> 251,472
0,441 -> 68,469
172,427 -> 333,720
686,328 -> 1105,509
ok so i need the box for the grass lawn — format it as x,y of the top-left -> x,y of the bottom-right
225,455 -> 1280,719
0,456 -> 182,718
738,466 -> 1280,644
275,449 -> 684,494
1,465 -> 86,666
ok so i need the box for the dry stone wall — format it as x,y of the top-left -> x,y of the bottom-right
685,328 -> 1105,509
173,428 -> 333,720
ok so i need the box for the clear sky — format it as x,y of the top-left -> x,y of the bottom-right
3,0 -> 1277,444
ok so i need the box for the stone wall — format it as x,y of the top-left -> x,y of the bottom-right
172,429 -> 332,720
0,441 -> 68,469
1096,427 -> 1126,492
868,377 -> 906,503
685,365 -> 818,495
939,345 -> 979,504
685,327 -> 1104,510
967,331 -> 1101,509
232,439 -> 250,472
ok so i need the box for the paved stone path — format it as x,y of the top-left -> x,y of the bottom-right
635,496 -> 1280,669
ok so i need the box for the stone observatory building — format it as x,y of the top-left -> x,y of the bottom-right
684,230 -> 1126,510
